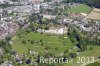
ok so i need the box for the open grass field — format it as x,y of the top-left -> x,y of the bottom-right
67,4 -> 92,14
12,31 -> 73,56
86,62 -> 100,66
63,46 -> 100,66
12,31 -> 100,66
54,46 -> 100,66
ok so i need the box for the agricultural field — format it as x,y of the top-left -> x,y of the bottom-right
67,4 -> 92,14
86,8 -> 100,20
12,31 -> 73,56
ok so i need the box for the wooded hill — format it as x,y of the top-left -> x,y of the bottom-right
63,0 -> 100,8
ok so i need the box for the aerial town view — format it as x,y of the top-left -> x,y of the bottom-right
0,0 -> 100,66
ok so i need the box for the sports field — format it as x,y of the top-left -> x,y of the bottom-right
67,4 -> 92,14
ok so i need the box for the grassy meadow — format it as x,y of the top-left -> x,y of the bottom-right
12,31 -> 73,56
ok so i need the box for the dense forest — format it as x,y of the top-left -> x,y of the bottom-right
63,0 -> 100,8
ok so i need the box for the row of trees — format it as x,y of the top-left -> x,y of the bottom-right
0,40 -> 12,53
67,28 -> 99,52
0,37 -> 12,64
28,13 -> 61,31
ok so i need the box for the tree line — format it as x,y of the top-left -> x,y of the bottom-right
62,0 -> 100,8
67,28 -> 100,52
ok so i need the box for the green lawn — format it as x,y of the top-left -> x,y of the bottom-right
58,46 -> 100,66
67,4 -> 92,14
12,31 -> 73,56
86,62 -> 100,66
